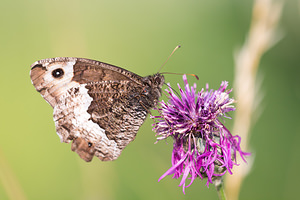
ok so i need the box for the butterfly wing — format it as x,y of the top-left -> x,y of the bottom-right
30,57 -> 163,162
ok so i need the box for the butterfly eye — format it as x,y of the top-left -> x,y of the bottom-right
155,76 -> 161,85
52,68 -> 64,78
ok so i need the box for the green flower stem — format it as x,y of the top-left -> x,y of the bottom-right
214,177 -> 227,200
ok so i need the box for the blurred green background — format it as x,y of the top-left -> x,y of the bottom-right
0,0 -> 299,199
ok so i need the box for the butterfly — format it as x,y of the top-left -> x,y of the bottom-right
30,57 -> 164,162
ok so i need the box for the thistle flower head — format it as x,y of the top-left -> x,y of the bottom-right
152,75 -> 250,193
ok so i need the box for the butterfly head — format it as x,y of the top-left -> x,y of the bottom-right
141,73 -> 164,107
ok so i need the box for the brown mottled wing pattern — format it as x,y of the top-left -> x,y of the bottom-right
30,57 -> 164,162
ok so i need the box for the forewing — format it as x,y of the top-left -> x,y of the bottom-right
30,57 -> 147,161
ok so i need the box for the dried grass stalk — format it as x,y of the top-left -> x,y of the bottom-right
224,0 -> 283,200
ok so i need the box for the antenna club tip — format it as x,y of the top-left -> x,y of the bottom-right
186,73 -> 199,81
177,45 -> 181,48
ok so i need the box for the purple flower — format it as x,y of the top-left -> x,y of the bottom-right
152,75 -> 250,194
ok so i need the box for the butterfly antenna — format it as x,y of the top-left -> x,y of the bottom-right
161,72 -> 199,80
158,45 -> 181,73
